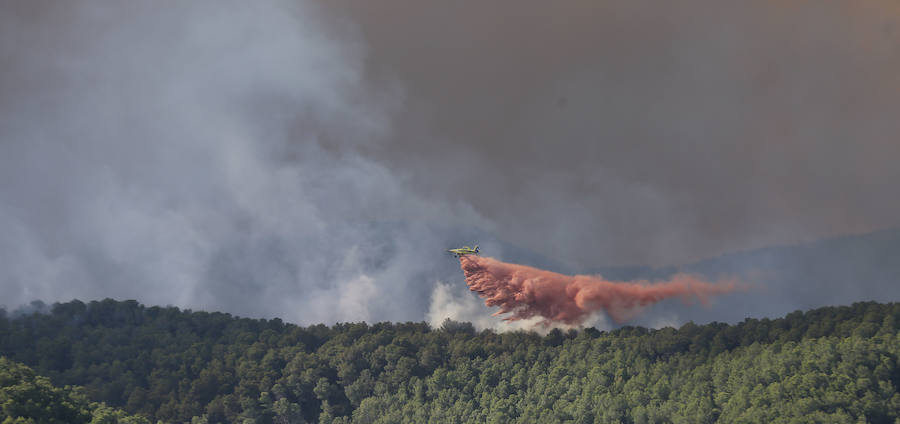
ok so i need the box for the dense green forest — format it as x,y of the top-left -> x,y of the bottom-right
0,357 -> 149,423
2,299 -> 899,423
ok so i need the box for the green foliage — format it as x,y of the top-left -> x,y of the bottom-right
0,357 -> 149,424
2,299 -> 900,423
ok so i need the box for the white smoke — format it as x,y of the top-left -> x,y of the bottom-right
426,282 -> 612,333
0,1 -> 487,323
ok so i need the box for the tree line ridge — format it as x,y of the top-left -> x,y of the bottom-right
2,299 -> 899,423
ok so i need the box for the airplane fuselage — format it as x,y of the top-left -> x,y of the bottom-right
448,245 -> 479,257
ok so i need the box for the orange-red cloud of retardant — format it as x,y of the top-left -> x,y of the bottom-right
459,255 -> 743,325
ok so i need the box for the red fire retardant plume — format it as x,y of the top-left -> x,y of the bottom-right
459,255 -> 742,325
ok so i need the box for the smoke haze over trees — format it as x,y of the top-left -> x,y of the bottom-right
2,1 -> 900,328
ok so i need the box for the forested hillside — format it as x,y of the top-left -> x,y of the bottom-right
2,299 -> 900,423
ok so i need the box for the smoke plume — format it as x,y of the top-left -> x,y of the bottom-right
460,255 -> 741,325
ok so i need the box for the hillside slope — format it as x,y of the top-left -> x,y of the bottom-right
2,299 -> 900,423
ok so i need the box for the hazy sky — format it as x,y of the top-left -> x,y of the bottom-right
2,1 -> 899,327
324,0 -> 900,267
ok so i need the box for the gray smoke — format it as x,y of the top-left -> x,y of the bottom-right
3,1 -> 900,328
322,0 -> 900,267
0,1 -> 486,324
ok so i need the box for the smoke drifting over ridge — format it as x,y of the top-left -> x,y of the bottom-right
459,256 -> 740,325
3,0 -> 900,329
0,1 -> 487,324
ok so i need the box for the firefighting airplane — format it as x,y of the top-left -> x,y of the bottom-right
447,245 -> 479,258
